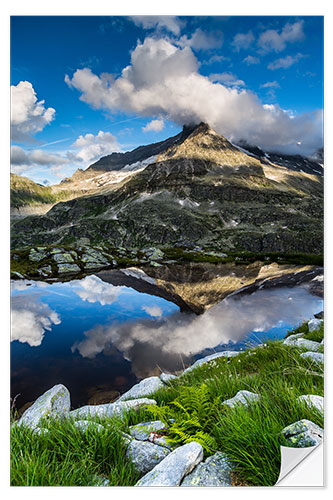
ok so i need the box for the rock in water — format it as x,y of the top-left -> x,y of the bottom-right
181,452 -> 233,486
129,420 -> 167,441
126,439 -> 170,474
17,384 -> 70,429
297,395 -> 324,414
222,390 -> 260,408
281,419 -> 323,447
117,376 -> 164,401
300,352 -> 324,364
135,442 -> 203,486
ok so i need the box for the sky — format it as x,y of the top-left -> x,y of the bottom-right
10,15 -> 324,185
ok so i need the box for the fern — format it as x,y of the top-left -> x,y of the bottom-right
146,383 -> 220,453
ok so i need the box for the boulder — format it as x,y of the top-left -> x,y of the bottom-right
73,420 -> 105,433
297,395 -> 324,414
53,252 -> 75,264
183,351 -> 240,375
57,263 -> 81,274
300,352 -> 324,364
126,439 -> 170,475
17,384 -> 70,429
129,420 -> 167,441
160,373 -> 177,384
281,419 -> 323,447
147,434 -> 174,450
136,441 -> 204,486
283,333 -> 304,345
308,318 -> 323,332
181,452 -> 233,487
69,398 -> 156,420
284,337 -> 321,351
29,248 -> 48,262
117,377 -> 164,402
222,390 -> 260,408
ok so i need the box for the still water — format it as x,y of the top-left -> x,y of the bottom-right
11,265 -> 323,411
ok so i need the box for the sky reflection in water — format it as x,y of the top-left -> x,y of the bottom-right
11,274 -> 323,409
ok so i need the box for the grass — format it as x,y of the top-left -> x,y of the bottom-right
11,325 -> 324,487
11,415 -> 140,486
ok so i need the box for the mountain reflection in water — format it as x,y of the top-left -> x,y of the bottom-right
11,263 -> 323,410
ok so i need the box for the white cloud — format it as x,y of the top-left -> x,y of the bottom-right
71,275 -> 123,306
65,36 -> 322,156
71,287 -> 322,378
142,119 -> 165,132
11,81 -> 55,142
72,130 -> 121,163
258,20 -> 305,54
129,16 -> 184,36
10,145 -> 70,174
260,81 -> 281,89
268,53 -> 305,70
209,72 -> 245,87
11,295 -> 61,347
231,31 -> 254,52
178,28 -> 223,51
142,305 -> 163,317
243,55 -> 260,65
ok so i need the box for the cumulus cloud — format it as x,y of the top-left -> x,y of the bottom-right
71,287 -> 322,378
142,118 -> 165,132
129,15 -> 184,36
243,55 -> 260,65
70,275 -> 123,306
141,305 -> 163,317
268,53 -> 305,70
11,294 -> 61,347
257,20 -> 305,54
231,31 -> 254,52
209,72 -> 245,87
65,36 -> 322,156
11,81 -> 55,141
178,28 -> 223,51
71,130 -> 121,163
10,145 -> 70,174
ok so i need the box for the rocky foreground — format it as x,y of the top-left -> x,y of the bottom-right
12,315 -> 324,487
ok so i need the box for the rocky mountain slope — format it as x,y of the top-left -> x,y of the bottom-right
11,123 -> 323,255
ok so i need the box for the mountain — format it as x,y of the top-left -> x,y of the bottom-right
11,123 -> 323,256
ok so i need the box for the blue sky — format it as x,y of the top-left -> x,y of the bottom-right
10,15 -> 323,185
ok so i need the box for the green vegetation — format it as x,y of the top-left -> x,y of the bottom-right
11,323 -> 324,487
10,415 -> 139,486
10,173 -> 73,209
285,320 -> 324,343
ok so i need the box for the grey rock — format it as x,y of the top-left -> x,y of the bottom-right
160,372 -> 177,384
222,390 -> 260,408
284,337 -> 321,351
147,434 -> 174,450
297,395 -> 324,414
117,377 -> 164,402
29,248 -> 48,262
283,333 -> 304,345
88,475 -> 110,487
300,351 -> 324,364
181,452 -> 233,487
69,398 -> 156,420
81,248 -> 110,268
38,265 -> 52,276
136,441 -> 204,486
11,271 -> 24,279
145,248 -> 164,260
57,263 -> 81,274
73,420 -> 105,433
281,419 -> 323,447
183,351 -> 240,375
149,261 -> 162,267
129,420 -> 167,441
17,384 -> 70,429
50,247 -> 65,255
53,252 -> 75,264
308,318 -> 323,332
126,439 -> 170,474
